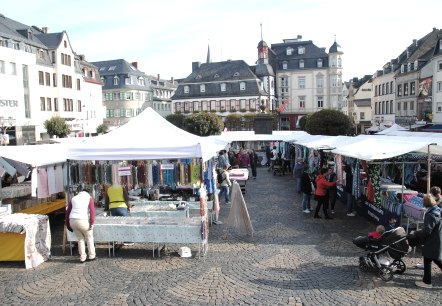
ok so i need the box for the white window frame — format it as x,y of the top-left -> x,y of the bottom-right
437,102 -> 442,113
200,84 -> 206,93
210,100 -> 216,111
299,60 -> 304,68
193,101 -> 199,111
282,61 -> 288,70
202,101 -> 208,111
240,82 -> 246,91
317,59 -> 323,68
220,83 -> 226,92
438,81 -> 442,92
317,96 -> 324,108
240,99 -> 246,110
113,76 -> 119,85
299,96 -> 305,108
184,85 -> 189,93
286,47 -> 293,55
298,46 -> 305,54
316,76 -> 324,88
298,77 -> 305,89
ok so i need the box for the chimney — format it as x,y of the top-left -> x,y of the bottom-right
157,74 -> 160,81
192,61 -> 201,72
42,27 -> 48,34
171,77 -> 174,84
131,62 -> 138,69
297,35 -> 302,41
413,39 -> 418,47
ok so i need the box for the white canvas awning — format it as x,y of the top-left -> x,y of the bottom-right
67,107 -> 228,161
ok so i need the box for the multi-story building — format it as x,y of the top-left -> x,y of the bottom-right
0,14 -> 103,144
347,76 -> 372,134
93,59 -> 153,129
370,28 -> 442,130
429,38 -> 442,123
146,74 -> 177,117
171,46 -> 272,120
270,35 -> 344,130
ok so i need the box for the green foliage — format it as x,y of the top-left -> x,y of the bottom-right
44,116 -> 71,138
298,114 -> 310,131
96,124 -> 109,134
166,113 -> 186,130
224,114 -> 241,131
305,109 -> 352,136
183,112 -> 223,136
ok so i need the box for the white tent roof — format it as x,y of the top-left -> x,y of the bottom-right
294,135 -> 365,150
212,130 -> 309,142
375,124 -> 409,134
0,144 -> 68,167
66,107 -> 228,161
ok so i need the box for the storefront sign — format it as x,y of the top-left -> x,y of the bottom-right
118,166 -> 131,176
0,100 -> 18,107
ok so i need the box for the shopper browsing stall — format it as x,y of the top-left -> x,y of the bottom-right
65,186 -> 96,263
106,183 -> 130,216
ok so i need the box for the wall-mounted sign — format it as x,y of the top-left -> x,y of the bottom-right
0,100 -> 18,107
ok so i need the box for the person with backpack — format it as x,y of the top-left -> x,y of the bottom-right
217,164 -> 232,204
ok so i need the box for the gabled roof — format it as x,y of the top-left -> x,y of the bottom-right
0,14 -> 46,48
35,32 -> 64,49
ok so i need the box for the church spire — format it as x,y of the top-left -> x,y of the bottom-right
206,43 -> 211,63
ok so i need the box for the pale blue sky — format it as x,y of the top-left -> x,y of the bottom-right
2,0 -> 441,81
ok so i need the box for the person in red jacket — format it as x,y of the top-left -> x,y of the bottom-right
314,168 -> 338,219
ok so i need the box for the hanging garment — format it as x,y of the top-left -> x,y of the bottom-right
47,166 -> 56,195
37,167 -> 49,198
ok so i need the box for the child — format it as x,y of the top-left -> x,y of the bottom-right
368,225 -> 385,240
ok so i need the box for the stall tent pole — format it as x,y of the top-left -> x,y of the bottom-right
427,144 -> 437,194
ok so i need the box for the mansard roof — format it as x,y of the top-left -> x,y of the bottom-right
270,40 -> 329,70
0,14 -> 47,48
173,60 -> 266,100
92,59 -> 151,91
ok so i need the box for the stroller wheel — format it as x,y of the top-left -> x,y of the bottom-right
392,259 -> 406,274
379,267 -> 394,281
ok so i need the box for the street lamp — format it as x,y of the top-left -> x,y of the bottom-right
0,117 -> 16,146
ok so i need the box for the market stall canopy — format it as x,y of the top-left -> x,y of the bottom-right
374,124 -> 409,134
331,136 -> 435,160
0,144 -> 68,167
294,135 -> 365,150
211,130 -> 309,143
66,107 -> 228,161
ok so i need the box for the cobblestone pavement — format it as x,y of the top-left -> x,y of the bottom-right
1,167 -> 441,305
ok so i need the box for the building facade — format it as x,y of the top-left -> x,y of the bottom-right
146,74 -> 177,117
172,59 -> 270,120
93,59 -> 153,129
270,36 -> 344,130
0,15 -> 103,144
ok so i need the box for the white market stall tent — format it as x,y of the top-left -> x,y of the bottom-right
67,107 -> 228,161
210,130 -> 309,143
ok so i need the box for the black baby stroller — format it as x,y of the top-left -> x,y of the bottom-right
353,227 -> 410,281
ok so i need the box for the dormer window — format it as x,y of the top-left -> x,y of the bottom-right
195,75 -> 202,80
113,76 -> 119,85
401,65 -> 404,73
299,60 -> 304,68
214,73 -> 219,78
184,85 -> 189,93
286,47 -> 293,55
282,61 -> 288,70
233,72 -> 240,77
240,82 -> 246,91
220,83 -> 226,92
317,59 -> 323,68
407,63 -> 411,72
138,77 -> 145,86
414,60 -> 418,70
200,84 -> 206,93
298,46 -> 305,55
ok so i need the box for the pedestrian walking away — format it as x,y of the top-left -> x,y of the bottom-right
408,194 -> 442,288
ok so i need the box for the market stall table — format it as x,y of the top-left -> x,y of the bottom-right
0,213 -> 51,269
228,168 -> 249,194
67,216 -> 206,258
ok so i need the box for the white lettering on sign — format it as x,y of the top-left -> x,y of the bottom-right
118,166 -> 131,176
161,163 -> 174,170
0,100 -> 19,107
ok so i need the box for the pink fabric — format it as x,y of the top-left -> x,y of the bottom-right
37,167 -> 49,198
